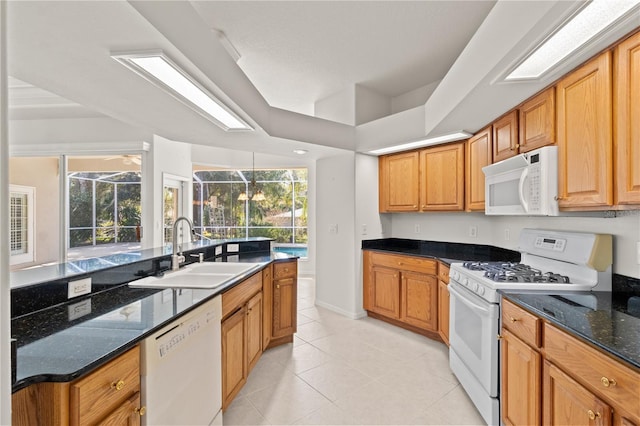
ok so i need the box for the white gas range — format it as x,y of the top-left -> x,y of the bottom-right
448,229 -> 613,426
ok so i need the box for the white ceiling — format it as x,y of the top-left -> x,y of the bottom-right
6,1 -> 640,160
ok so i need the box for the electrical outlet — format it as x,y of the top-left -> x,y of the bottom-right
68,299 -> 92,321
329,224 -> 339,234
68,277 -> 91,299
215,245 -> 222,256
414,224 -> 421,234
227,243 -> 239,253
361,224 -> 367,235
504,229 -> 510,241
469,226 -> 478,238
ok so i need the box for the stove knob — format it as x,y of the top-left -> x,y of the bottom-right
452,271 -> 459,281
472,282 -> 479,292
478,286 -> 485,296
463,278 -> 469,287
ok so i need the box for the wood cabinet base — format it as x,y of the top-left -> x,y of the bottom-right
266,334 -> 294,349
366,311 -> 442,342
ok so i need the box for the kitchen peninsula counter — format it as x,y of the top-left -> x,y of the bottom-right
502,288 -> 640,370
10,250 -> 295,393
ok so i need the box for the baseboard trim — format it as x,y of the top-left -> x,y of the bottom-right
313,299 -> 367,320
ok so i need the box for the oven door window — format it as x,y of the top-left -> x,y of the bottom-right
449,282 -> 500,396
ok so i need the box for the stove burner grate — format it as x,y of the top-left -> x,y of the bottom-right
463,261 -> 571,284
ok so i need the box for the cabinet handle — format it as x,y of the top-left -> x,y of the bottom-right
509,317 -> 518,323
497,334 -> 504,340
136,406 -> 147,417
554,196 -> 567,201
587,410 -> 601,420
111,380 -> 125,391
601,376 -> 617,387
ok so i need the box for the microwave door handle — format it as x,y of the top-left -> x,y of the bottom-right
519,168 -> 529,213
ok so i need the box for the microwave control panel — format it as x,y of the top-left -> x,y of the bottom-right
528,164 -> 541,210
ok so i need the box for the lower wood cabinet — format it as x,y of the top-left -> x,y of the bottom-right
500,299 -> 640,426
221,259 -> 298,410
12,346 -> 144,426
363,251 -> 439,338
437,262 -> 450,346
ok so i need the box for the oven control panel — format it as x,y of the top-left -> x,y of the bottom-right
534,236 -> 566,252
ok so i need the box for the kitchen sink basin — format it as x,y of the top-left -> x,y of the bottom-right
129,262 -> 264,289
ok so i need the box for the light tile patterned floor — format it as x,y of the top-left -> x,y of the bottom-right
223,277 -> 485,425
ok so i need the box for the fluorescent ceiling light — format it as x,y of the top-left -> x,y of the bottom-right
368,131 -> 472,156
506,0 -> 640,80
112,51 -> 252,131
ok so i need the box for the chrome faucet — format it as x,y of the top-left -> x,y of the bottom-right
171,216 -> 195,271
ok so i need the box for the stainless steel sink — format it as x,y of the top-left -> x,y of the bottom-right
129,262 -> 264,289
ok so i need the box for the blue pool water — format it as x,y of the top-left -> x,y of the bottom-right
273,246 -> 308,258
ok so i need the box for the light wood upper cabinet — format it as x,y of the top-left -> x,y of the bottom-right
614,30 -> 640,205
519,87 -> 556,153
557,51 -> 613,209
492,110 -> 519,163
466,126 -> 492,211
379,151 -> 420,212
419,142 -> 465,211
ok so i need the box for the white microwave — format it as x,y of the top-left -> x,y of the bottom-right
482,145 -> 559,216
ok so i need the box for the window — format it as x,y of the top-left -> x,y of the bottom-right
193,168 -> 308,258
10,185 -> 35,265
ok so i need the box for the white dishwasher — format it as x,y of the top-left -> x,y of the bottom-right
141,295 -> 222,425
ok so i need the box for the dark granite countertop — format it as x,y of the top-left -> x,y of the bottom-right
362,238 -> 521,265
11,251 -> 296,392
502,290 -> 640,370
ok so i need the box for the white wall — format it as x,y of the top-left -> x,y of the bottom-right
147,136 -> 193,249
314,87 -> 356,126
391,212 -> 640,278
315,152 -> 358,317
391,80 -> 440,114
1,1 -> 10,420
354,85 -> 391,125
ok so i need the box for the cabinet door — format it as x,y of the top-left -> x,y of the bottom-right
493,110 -> 519,162
437,280 -> 450,345
379,151 -> 420,212
262,265 -> 273,350
96,392 -> 142,426
419,142 -> 465,211
519,87 -> 556,153
222,307 -> 246,410
614,30 -> 640,205
370,266 -> 401,319
400,271 -> 437,331
246,291 -> 263,373
557,52 -> 613,208
501,330 -> 541,426
543,361 -> 612,426
272,277 -> 297,339
466,127 -> 492,211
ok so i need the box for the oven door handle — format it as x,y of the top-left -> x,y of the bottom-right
449,283 -> 490,314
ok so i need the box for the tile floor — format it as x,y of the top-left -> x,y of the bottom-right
223,277 -> 486,425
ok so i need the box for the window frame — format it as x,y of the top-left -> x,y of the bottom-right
9,184 -> 35,265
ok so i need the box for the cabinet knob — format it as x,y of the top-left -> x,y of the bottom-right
276,284 -> 280,289
497,334 -> 504,340
600,376 -> 617,387
136,406 -> 147,417
587,410 -> 601,420
509,317 -> 518,323
111,380 -> 125,391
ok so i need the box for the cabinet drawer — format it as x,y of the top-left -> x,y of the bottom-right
370,252 -> 436,274
273,261 -> 297,280
544,323 -> 640,419
70,346 -> 140,426
222,272 -> 262,319
502,299 -> 541,348
438,263 -> 450,283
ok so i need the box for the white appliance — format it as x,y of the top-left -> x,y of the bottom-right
482,145 -> 559,216
448,229 -> 612,426
141,295 -> 223,425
